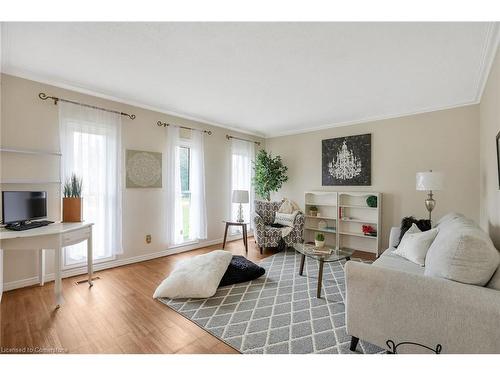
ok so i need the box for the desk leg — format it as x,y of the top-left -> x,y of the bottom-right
87,231 -> 93,287
39,249 -> 46,286
54,246 -> 63,308
222,223 -> 229,249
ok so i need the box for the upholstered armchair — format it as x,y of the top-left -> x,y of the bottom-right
253,200 -> 305,254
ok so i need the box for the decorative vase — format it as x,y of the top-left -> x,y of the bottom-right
63,197 -> 82,222
366,195 -> 378,208
318,220 -> 327,230
315,240 -> 325,248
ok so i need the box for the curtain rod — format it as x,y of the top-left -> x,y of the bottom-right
157,121 -> 212,135
38,93 -> 136,120
226,134 -> 261,146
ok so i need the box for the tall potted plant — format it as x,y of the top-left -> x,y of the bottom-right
62,174 -> 83,222
252,149 -> 288,201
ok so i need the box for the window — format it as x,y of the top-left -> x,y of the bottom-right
179,145 -> 191,242
166,126 -> 206,246
59,102 -> 122,269
230,139 -> 255,232
64,131 -> 112,266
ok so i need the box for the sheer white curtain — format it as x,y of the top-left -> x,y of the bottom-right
59,102 -> 122,266
189,130 -> 207,240
165,126 -> 184,245
230,139 -> 255,231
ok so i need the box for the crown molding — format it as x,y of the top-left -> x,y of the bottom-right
0,68 -> 266,139
474,22 -> 500,102
264,100 -> 479,138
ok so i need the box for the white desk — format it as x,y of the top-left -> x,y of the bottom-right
0,222 -> 94,307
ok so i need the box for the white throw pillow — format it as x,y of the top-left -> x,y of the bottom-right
278,199 -> 300,214
274,211 -> 298,227
153,250 -> 232,299
393,224 -> 438,266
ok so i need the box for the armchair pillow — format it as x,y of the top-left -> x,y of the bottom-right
274,211 -> 299,227
393,224 -> 438,266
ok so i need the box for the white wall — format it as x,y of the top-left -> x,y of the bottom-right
266,105 -> 481,250
480,45 -> 500,249
0,74 -> 264,288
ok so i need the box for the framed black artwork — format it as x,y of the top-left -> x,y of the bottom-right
322,133 -> 371,186
497,130 -> 500,189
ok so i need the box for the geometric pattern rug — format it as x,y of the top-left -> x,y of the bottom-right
158,248 -> 384,354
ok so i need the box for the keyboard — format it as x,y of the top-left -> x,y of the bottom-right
5,220 -> 55,231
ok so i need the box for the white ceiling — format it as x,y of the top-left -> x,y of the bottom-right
2,22 -> 499,137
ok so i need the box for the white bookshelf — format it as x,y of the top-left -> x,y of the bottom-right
304,191 -> 338,248
302,191 -> 382,256
338,191 -> 382,255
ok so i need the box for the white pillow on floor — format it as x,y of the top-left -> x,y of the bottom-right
153,250 -> 233,299
393,224 -> 438,266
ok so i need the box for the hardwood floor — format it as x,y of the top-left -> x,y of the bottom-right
0,238 -> 375,354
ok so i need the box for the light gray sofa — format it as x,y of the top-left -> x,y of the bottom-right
345,214 -> 500,354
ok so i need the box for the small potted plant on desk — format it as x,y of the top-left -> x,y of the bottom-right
315,233 -> 325,248
309,206 -> 318,216
63,174 -> 83,222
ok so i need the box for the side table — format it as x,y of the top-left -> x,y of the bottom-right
222,221 -> 249,254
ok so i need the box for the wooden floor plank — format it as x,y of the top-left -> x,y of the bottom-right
0,237 -> 374,354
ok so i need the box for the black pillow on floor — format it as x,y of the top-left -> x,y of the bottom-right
396,216 -> 432,247
219,256 -> 265,287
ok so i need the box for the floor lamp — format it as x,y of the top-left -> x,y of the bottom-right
416,170 -> 444,223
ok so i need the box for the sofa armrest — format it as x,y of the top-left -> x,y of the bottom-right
345,261 -> 500,353
389,226 -> 401,248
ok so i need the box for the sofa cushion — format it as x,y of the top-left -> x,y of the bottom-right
393,225 -> 439,266
373,249 -> 425,276
487,266 -> 500,291
424,217 -> 500,286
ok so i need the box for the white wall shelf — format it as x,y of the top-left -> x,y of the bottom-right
0,179 -> 61,184
305,226 -> 337,234
0,147 -> 62,156
302,191 -> 382,255
338,191 -> 382,255
303,191 -> 338,247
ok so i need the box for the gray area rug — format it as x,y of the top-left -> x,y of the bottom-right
158,248 -> 384,354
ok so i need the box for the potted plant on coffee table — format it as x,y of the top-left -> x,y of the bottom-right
315,233 -> 325,248
62,174 -> 83,222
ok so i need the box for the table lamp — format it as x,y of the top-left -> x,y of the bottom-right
416,170 -> 444,222
232,190 -> 249,223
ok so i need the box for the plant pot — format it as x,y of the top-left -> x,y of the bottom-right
315,240 -> 325,248
63,197 -> 82,222
310,210 -> 318,217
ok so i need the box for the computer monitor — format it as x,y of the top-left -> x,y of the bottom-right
1,191 -> 47,225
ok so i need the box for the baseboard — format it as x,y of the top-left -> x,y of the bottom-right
2,233 -> 253,292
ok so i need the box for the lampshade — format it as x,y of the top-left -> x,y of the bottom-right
416,171 -> 444,191
232,190 -> 249,203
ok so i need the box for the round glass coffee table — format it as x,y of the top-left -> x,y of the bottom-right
293,243 -> 354,298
